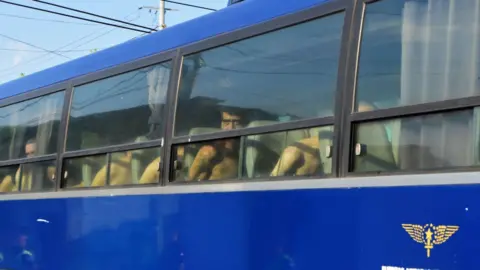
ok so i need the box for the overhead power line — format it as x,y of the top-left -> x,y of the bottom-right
0,33 -> 70,59
0,10 -> 142,79
0,0 -> 151,33
162,0 -> 217,11
0,12 -> 96,25
0,48 -> 100,53
32,0 -> 157,32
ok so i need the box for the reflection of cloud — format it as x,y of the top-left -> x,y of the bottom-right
218,77 -> 232,88
8,41 -> 30,66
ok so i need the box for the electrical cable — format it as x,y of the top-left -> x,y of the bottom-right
162,0 -> 217,11
0,12 -> 96,25
32,0 -> 157,32
0,0 -> 151,33
0,33 -> 70,59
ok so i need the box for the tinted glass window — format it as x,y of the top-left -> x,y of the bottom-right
356,0 -> 480,111
244,125 -> 334,178
0,91 -> 64,160
171,138 -> 241,182
62,147 -> 162,188
352,109 -> 478,173
174,13 -> 344,137
0,162 -> 55,193
67,62 -> 171,151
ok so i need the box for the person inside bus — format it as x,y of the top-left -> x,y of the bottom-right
138,156 -> 161,184
90,151 -> 133,187
0,139 -> 55,192
187,107 -> 243,181
270,102 -> 395,176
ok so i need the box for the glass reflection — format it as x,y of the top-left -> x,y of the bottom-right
356,0 -> 480,111
174,13 -> 344,137
353,109 -> 474,172
0,91 -> 64,160
67,63 -> 171,151
63,147 -> 162,188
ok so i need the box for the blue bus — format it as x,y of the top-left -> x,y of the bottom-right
0,0 -> 477,269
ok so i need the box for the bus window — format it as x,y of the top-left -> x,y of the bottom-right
171,138 -> 241,182
18,161 -> 56,192
0,91 -> 64,161
0,165 -> 20,193
62,154 -> 107,188
66,62 -> 171,151
62,147 -> 162,188
0,162 -> 55,193
173,12 -> 344,137
244,125 -> 334,178
356,0 -> 480,111
352,109 -> 474,173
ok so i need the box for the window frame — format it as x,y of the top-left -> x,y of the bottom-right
341,0 -> 480,177
164,0 -> 353,183
0,82 -> 66,194
58,49 -> 178,190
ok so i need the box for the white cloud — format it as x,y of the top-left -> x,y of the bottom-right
7,40 -> 30,66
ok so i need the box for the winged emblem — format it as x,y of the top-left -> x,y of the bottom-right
402,223 -> 459,258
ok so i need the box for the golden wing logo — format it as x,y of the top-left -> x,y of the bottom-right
402,224 -> 459,258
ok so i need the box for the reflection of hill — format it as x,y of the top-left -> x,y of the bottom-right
176,96 -> 283,134
68,104 -> 154,148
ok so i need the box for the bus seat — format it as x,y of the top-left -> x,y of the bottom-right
390,120 -> 401,165
354,122 -> 397,172
131,136 -> 159,184
309,126 -> 334,175
244,121 -> 307,178
353,101 -> 397,172
91,152 -> 132,187
139,157 -> 161,184
80,132 -> 106,186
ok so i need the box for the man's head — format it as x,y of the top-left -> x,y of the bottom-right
220,110 -> 242,130
25,139 -> 36,158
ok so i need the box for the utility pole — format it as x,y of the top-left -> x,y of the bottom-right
139,1 -> 177,30
159,0 -> 166,29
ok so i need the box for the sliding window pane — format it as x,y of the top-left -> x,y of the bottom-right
62,147 -> 162,188
244,125 -> 334,178
67,62 -> 171,151
356,0 -> 480,111
0,162 -> 55,193
174,13 -> 344,137
171,138 -> 241,182
352,109 -> 474,173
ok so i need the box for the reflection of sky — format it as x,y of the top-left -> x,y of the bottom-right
70,62 -> 171,118
179,13 -> 344,119
0,91 -> 64,127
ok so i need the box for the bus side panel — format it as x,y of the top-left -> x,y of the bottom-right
0,184 -> 476,270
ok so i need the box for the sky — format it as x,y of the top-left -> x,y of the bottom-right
0,0 -> 227,85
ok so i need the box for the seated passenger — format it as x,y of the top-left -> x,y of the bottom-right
187,108 -> 242,181
270,104 -> 378,177
138,157 -> 161,184
0,139 -> 54,192
91,151 -> 133,187
270,129 -> 328,177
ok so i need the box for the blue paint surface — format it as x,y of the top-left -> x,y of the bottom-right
0,185 -> 475,270
0,0 -> 330,101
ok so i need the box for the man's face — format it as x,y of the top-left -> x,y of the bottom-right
221,112 -> 242,130
25,143 -> 36,158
